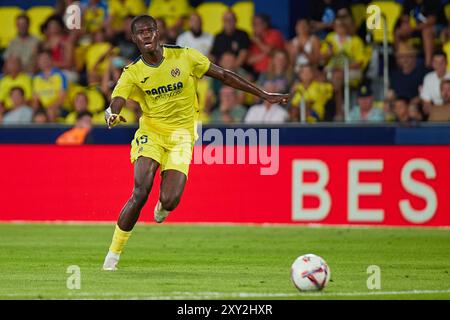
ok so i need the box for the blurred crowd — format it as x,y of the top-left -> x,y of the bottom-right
1,0 -> 450,128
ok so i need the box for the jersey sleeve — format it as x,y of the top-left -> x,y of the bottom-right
111,67 -> 136,100
186,47 -> 211,79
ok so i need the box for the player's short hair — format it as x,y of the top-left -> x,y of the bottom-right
131,15 -> 157,34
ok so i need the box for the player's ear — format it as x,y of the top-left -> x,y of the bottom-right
131,33 -> 137,44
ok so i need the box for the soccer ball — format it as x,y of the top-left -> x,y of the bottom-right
291,254 -> 331,291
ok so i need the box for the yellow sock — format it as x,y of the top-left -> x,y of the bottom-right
109,225 -> 132,254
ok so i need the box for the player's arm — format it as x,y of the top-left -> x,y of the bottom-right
205,63 -> 290,104
106,67 -> 135,129
105,97 -> 127,129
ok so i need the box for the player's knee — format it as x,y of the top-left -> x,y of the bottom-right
159,192 -> 181,211
132,186 -> 150,206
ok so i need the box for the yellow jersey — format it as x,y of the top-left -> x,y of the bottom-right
32,68 -> 68,108
291,81 -> 333,120
111,45 -> 211,137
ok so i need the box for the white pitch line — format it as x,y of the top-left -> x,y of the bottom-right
1,289 -> 450,299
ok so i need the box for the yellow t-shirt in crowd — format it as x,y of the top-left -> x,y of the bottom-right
291,81 -> 333,120
111,45 -> 211,137
84,4 -> 108,33
322,32 -> 370,69
0,73 -> 32,109
32,68 -> 67,108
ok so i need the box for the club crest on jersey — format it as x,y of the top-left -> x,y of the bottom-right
171,68 -> 181,77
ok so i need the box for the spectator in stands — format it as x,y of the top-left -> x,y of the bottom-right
65,91 -> 89,124
56,111 -> 94,145
155,18 -> 177,45
40,15 -> 76,80
391,96 -> 421,124
210,86 -> 247,124
421,51 -> 450,116
176,12 -> 213,55
244,82 -> 288,124
32,108 -> 49,124
111,15 -> 140,61
210,51 -> 250,110
210,10 -> 250,69
395,0 -> 445,68
309,0 -> 350,39
3,14 -> 39,74
290,64 -> 333,122
0,56 -> 32,116
81,0 -> 110,34
32,50 -> 68,122
257,49 -> 294,94
322,17 -> 369,83
101,55 -> 127,99
390,43 -> 427,105
288,19 -> 321,70
1,87 -> 33,125
349,82 -> 384,122
247,14 -> 285,76
86,28 -> 118,85
428,79 -> 450,121
321,18 -> 369,118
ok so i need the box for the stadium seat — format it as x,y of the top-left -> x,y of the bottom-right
443,41 -> 450,71
0,7 -> 24,48
368,1 -> 402,44
446,4 -> 450,23
27,6 -> 55,39
231,1 -> 254,35
350,3 -> 366,32
196,2 -> 229,35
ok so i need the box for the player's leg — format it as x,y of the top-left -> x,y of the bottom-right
154,169 -> 187,223
103,157 -> 159,270
118,157 -> 160,230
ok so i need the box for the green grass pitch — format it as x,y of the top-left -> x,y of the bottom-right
0,223 -> 449,300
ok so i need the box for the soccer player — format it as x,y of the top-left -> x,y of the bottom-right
103,15 -> 290,270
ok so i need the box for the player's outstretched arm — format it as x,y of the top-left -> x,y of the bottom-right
105,97 -> 127,129
205,63 -> 291,105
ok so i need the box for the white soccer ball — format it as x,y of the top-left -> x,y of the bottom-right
291,254 -> 331,291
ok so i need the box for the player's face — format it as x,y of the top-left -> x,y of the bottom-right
132,20 -> 159,54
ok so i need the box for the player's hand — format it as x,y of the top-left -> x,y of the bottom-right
263,92 -> 292,105
105,113 -> 127,129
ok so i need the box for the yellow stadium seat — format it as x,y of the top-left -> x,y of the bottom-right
443,41 -> 450,71
369,1 -> 402,44
350,3 -> 366,31
108,0 -> 147,30
231,1 -> 254,35
196,2 -> 229,35
0,7 -> 24,48
27,6 -> 55,39
85,42 -> 114,73
445,4 -> 450,22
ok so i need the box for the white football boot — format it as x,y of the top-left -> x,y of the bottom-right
102,250 -> 120,271
154,201 -> 170,223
